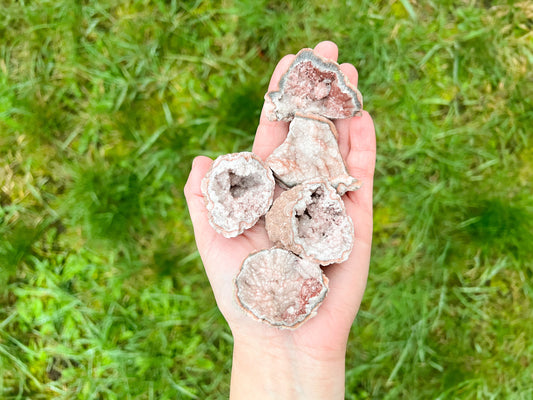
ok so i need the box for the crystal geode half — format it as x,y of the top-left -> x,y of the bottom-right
201,152 -> 275,238
267,113 -> 361,195
264,49 -> 363,122
265,179 -> 354,265
235,248 -> 328,329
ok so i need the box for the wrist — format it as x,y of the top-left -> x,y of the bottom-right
230,334 -> 346,400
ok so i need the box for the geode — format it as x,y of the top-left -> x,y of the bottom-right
265,179 -> 354,265
201,152 -> 275,238
264,48 -> 363,122
235,248 -> 328,328
267,113 -> 361,195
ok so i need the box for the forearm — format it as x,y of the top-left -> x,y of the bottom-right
230,337 -> 346,400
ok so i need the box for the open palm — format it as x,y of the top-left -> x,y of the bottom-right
184,41 -> 376,357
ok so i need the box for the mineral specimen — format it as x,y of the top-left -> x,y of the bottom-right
265,179 -> 354,265
267,113 -> 361,195
235,248 -> 328,328
201,152 -> 275,238
264,48 -> 363,122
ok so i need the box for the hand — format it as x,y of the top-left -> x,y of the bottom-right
184,41 -> 376,399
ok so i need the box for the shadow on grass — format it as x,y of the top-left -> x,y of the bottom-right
463,197 -> 533,260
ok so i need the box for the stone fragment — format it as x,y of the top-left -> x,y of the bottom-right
267,113 -> 361,195
265,48 -> 363,122
265,179 -> 354,265
235,248 -> 328,328
201,152 -> 275,238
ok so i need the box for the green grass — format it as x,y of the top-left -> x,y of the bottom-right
1,0 -> 532,398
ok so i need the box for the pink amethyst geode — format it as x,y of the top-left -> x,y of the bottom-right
264,48 -> 363,122
201,152 -> 275,238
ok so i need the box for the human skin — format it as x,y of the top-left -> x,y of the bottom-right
184,40 -> 376,399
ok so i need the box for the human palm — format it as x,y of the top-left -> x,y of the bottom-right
184,41 -> 376,358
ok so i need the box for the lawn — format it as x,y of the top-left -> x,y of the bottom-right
1,0 -> 532,398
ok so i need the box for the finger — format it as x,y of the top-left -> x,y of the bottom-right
252,54 -> 295,160
184,156 -> 244,292
266,53 -> 295,92
184,157 -> 259,322
252,109 -> 290,161
335,63 -> 360,159
313,40 -> 338,61
183,156 -> 218,251
323,238 -> 371,322
344,110 -> 376,225
340,62 -> 358,87
346,111 -> 376,178
321,114 -> 375,321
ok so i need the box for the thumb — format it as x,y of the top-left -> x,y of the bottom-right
183,156 -> 217,251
